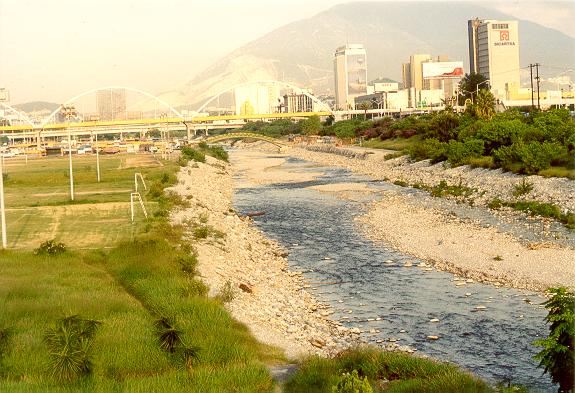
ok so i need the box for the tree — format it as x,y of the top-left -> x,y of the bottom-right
458,72 -> 489,105
534,287 -> 574,393
300,115 -> 321,135
474,89 -> 496,121
357,101 -> 372,120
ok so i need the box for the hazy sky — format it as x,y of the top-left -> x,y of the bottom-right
1,0 -> 574,104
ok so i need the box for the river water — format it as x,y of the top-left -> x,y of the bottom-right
232,152 -> 554,391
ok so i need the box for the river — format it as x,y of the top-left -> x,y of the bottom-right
232,151 -> 554,391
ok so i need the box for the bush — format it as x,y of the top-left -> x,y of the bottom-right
533,287 -> 574,393
427,111 -> 460,142
512,179 -> 534,198
332,370 -> 373,393
34,240 -> 67,256
474,120 -> 528,155
181,146 -> 206,163
446,138 -> 484,167
216,280 -> 236,303
515,142 -> 567,175
408,138 -> 447,163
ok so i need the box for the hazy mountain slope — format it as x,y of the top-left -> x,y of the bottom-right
177,2 -> 572,107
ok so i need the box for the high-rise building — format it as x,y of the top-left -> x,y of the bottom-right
97,88 -> 126,121
468,18 -> 520,98
334,44 -> 367,110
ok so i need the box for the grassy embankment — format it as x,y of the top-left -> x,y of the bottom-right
0,148 -> 496,392
0,150 -> 283,391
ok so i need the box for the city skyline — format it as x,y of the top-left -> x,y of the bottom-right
1,0 -> 574,104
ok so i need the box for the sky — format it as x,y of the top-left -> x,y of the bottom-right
1,0 -> 574,104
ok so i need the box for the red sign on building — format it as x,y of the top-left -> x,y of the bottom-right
500,30 -> 510,41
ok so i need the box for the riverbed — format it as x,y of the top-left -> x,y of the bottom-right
231,149 -> 555,391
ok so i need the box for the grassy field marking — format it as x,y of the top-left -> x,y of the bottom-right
1,154 -> 174,249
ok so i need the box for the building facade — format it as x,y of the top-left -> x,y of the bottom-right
234,84 -> 280,115
334,44 -> 367,110
468,19 -> 520,98
96,88 -> 126,121
283,92 -> 314,113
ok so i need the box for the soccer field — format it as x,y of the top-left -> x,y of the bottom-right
1,153 -> 176,249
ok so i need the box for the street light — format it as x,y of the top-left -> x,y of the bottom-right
476,79 -> 491,97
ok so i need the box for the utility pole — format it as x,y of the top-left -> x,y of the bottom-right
529,64 -> 534,110
535,63 -> 541,110
0,153 -> 7,249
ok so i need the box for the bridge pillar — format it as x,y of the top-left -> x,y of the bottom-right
184,123 -> 191,142
36,131 -> 41,149
205,125 -> 208,137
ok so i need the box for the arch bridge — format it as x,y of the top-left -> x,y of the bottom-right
196,132 -> 288,148
0,81 -> 332,143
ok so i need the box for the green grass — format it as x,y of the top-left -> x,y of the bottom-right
2,154 -> 177,249
284,348 -> 491,393
0,152 -> 285,391
362,136 -> 421,151
538,166 -> 575,180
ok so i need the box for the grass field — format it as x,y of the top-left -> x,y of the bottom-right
2,153 -> 172,249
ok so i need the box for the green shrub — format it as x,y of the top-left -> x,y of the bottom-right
474,120 -> 528,154
512,179 -> 534,198
408,138 -> 447,163
216,280 -> 236,304
446,138 -> 484,167
177,254 -> 198,275
533,287 -> 575,393
332,370 -> 373,393
427,111 -> 460,142
44,315 -> 101,382
515,142 -> 567,175
181,146 -> 206,163
488,198 -> 504,210
34,240 -> 67,256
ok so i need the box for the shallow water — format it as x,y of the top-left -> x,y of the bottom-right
232,153 -> 555,391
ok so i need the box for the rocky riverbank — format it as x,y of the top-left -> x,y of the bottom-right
276,144 -> 575,292
291,145 -> 575,213
169,156 -> 362,359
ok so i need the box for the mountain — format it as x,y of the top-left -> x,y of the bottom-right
175,1 -> 574,108
12,101 -> 60,113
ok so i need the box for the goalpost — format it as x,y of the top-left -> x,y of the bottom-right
130,172 -> 148,222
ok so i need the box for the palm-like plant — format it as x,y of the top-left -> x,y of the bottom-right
474,89 -> 496,120
154,317 -> 182,353
182,346 -> 201,373
357,101 -> 372,120
44,315 -> 101,382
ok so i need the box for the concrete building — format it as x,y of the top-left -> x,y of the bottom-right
97,88 -> 126,121
234,84 -> 280,115
402,55 -> 461,105
283,91 -> 314,112
468,18 -> 520,99
334,44 -> 367,110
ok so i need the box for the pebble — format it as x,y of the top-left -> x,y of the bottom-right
475,305 -> 487,310
429,318 -> 440,323
427,335 -> 440,340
